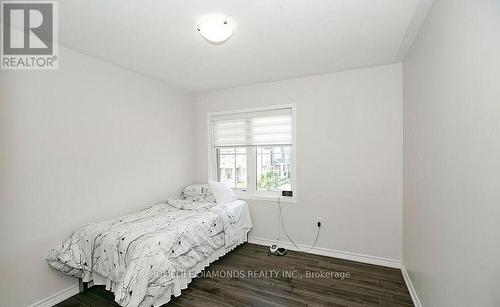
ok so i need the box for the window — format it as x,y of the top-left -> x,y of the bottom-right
216,147 -> 247,189
256,146 -> 291,192
209,106 -> 296,200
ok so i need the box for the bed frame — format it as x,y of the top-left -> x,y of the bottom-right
78,278 -> 88,292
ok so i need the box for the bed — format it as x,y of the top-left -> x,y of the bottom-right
47,184 -> 253,307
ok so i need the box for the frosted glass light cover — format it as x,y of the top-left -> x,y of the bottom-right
197,17 -> 234,45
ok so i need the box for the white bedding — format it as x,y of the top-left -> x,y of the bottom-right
223,199 -> 253,232
47,200 -> 252,307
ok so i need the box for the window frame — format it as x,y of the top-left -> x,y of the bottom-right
207,104 -> 297,203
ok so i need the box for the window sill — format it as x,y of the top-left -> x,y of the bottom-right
234,191 -> 297,203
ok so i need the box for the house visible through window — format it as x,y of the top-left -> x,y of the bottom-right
210,106 -> 295,199
216,147 -> 247,189
256,146 -> 291,192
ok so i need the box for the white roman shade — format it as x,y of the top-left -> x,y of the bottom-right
211,108 -> 293,147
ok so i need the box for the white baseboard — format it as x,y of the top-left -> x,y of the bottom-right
28,284 -> 79,307
401,263 -> 422,307
248,236 -> 401,269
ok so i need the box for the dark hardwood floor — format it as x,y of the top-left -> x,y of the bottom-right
56,243 -> 413,307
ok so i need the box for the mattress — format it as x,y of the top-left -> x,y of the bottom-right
47,200 -> 253,307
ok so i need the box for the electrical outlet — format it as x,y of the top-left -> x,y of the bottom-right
316,217 -> 322,228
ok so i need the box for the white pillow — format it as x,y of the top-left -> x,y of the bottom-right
209,180 -> 237,204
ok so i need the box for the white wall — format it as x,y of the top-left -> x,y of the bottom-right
403,0 -> 500,306
0,47 -> 195,306
194,64 -> 403,262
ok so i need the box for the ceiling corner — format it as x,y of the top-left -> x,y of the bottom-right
396,0 -> 435,61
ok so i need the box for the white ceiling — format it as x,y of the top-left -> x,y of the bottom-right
60,0 -> 429,92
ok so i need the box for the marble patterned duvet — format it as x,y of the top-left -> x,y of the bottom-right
47,202 -> 244,307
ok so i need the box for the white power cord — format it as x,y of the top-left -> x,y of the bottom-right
277,196 -> 320,253
276,200 -> 282,241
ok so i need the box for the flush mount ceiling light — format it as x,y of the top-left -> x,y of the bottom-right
196,16 -> 234,45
